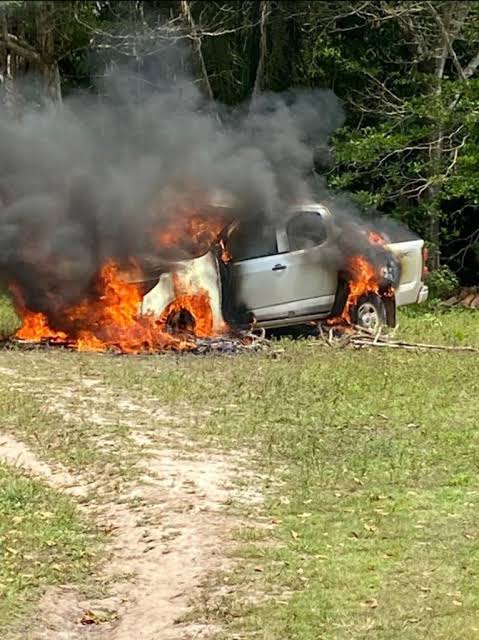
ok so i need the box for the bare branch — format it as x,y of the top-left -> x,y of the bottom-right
448,48 -> 479,109
194,20 -> 265,38
0,31 -> 41,62
376,128 -> 466,168
464,49 -> 479,79
448,227 -> 479,267
253,0 -> 268,95
180,0 -> 214,101
426,1 -> 466,79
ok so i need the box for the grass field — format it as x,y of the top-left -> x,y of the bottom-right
1,292 -> 479,638
0,464 -> 100,635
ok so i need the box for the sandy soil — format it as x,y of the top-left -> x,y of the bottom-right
0,366 -> 257,640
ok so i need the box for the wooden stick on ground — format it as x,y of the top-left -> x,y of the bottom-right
373,326 -> 383,345
351,338 -> 479,353
314,322 -> 479,354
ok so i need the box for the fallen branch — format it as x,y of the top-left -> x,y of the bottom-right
373,326 -> 383,344
312,323 -> 479,354
351,337 -> 479,353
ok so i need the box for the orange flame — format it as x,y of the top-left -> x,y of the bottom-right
13,261 -> 217,353
11,284 -> 68,342
156,213 -> 229,258
345,255 -> 379,311
15,309 -> 68,342
328,229 -> 392,327
329,255 -> 380,326
368,230 -> 386,246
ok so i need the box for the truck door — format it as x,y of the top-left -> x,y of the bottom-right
279,210 -> 338,315
227,210 -> 337,322
226,222 -> 286,320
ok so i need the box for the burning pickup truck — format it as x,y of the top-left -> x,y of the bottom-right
11,196 -> 428,353
140,201 -> 429,335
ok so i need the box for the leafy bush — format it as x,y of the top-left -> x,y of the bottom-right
426,265 -> 459,300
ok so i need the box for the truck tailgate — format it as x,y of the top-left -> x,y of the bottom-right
386,239 -> 425,306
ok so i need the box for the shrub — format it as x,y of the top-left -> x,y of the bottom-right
426,265 -> 459,300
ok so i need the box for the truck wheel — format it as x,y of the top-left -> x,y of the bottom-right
351,294 -> 386,331
165,308 -> 196,334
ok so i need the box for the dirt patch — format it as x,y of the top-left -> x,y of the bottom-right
100,443 -> 236,640
0,428 -> 254,640
29,450 -> 236,640
0,432 -> 90,498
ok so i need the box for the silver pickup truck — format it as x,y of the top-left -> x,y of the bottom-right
140,202 -> 429,332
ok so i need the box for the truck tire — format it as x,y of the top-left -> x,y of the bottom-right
165,307 -> 196,334
351,294 -> 387,331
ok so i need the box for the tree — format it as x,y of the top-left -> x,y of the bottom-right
298,1 -> 479,273
0,1 -> 63,105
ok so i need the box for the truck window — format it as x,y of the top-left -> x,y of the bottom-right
227,223 -> 277,261
287,211 -> 327,251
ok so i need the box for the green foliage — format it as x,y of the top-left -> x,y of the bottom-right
426,265 -> 460,300
295,2 -> 479,274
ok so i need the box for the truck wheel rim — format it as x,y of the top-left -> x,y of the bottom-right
357,302 -> 380,330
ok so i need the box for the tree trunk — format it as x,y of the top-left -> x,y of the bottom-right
180,0 -> 214,101
253,0 -> 268,95
0,7 -> 16,115
34,1 -> 62,107
423,3 -> 472,270
426,39 -> 448,270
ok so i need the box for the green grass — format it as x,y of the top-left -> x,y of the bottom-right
0,381 -> 142,483
91,307 -> 479,639
0,463 -> 99,634
397,303 -> 479,346
1,306 -> 479,638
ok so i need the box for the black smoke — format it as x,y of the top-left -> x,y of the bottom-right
0,73 -> 347,315
0,69 -> 412,320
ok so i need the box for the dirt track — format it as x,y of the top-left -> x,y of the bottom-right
0,366 -> 257,639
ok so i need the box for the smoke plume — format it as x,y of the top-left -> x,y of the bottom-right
0,67 -> 412,320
